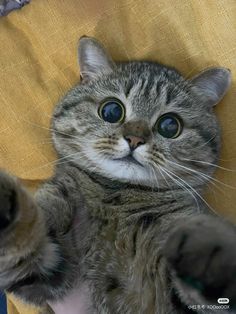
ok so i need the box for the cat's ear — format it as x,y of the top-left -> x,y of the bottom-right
78,36 -> 115,82
190,67 -> 231,106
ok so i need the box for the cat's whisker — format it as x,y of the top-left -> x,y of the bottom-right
22,151 -> 83,175
188,173 -> 223,195
152,168 -> 160,192
186,133 -> 217,151
157,165 -> 179,200
19,117 -> 80,140
182,157 -> 236,172
167,159 -> 236,190
168,164 -> 224,195
161,167 -> 200,211
162,167 -> 218,215
28,139 -> 55,145
158,166 -> 201,212
147,165 -> 159,192
147,160 -> 184,200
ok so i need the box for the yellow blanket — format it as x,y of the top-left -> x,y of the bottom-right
0,0 -> 236,313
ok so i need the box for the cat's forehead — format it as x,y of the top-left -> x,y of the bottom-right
123,76 -> 188,116
120,63 -> 188,101
93,63 -> 193,120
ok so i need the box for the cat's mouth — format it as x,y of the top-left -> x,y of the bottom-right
114,154 -> 144,167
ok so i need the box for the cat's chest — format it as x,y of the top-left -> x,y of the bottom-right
82,187 -> 156,221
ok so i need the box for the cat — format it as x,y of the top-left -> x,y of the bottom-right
0,36 -> 235,314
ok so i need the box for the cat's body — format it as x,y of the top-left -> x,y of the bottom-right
0,37 -> 235,314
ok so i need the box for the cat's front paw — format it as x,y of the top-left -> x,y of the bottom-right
164,216 -> 236,307
0,171 -> 19,231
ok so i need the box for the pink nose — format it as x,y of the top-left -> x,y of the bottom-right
124,135 -> 145,151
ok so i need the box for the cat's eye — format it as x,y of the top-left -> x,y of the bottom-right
156,113 -> 182,139
98,99 -> 125,123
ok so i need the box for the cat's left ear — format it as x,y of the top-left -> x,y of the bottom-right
190,67 -> 232,107
78,36 -> 115,82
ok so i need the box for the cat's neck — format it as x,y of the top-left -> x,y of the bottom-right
80,166 -> 162,192
64,163 -> 198,219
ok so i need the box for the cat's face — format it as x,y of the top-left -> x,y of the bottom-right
52,37 -> 231,189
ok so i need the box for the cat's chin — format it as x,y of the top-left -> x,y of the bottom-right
72,151 -> 159,187
113,155 -> 145,168
90,157 -> 155,187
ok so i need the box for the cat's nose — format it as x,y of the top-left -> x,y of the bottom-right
124,135 -> 145,151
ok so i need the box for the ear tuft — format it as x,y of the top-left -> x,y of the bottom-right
78,36 -> 114,82
190,67 -> 232,106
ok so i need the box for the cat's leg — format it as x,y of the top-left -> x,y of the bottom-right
0,169 -> 80,308
163,215 -> 236,313
0,171 -> 61,308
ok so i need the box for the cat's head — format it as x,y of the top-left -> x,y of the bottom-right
52,37 -> 231,189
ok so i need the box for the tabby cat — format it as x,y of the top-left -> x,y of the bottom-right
0,36 -> 235,314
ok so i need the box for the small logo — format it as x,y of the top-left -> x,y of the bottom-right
217,298 -> 229,304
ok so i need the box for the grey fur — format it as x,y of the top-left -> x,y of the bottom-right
0,37 -> 235,314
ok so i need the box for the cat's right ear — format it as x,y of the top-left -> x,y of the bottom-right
78,36 -> 115,82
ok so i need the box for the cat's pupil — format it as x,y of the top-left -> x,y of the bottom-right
157,114 -> 182,138
99,100 -> 125,123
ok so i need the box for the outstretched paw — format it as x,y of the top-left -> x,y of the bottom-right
164,216 -> 236,307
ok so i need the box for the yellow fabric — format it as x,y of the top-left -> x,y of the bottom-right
0,0 -> 236,313
7,295 -> 40,314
